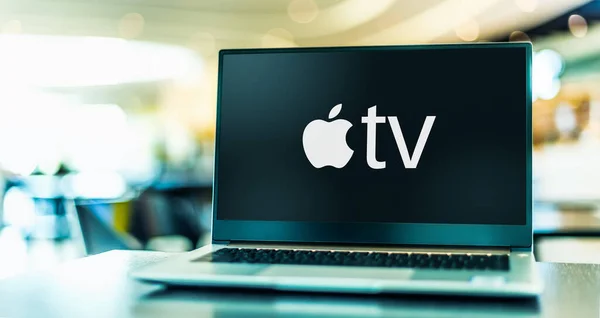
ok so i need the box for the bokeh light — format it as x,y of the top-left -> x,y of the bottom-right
568,14 -> 588,38
532,49 -> 563,101
555,103 -> 577,134
509,31 -> 531,42
288,0 -> 319,24
537,49 -> 564,75
118,13 -> 145,39
455,20 -> 479,42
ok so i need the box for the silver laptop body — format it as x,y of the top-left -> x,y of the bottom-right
133,42 -> 542,298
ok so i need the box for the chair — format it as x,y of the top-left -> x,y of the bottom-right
74,203 -> 141,255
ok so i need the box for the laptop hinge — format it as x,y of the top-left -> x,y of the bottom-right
227,241 -> 512,254
212,240 -> 230,245
510,246 -> 533,252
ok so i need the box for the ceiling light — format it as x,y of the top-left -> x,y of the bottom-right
0,35 -> 203,88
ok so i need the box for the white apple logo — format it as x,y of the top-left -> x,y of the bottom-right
302,103 -> 354,168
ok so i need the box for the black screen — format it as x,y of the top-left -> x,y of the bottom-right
216,46 -> 527,225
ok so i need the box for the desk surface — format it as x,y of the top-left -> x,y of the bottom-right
0,250 -> 599,318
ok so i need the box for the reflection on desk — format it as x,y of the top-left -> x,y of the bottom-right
136,288 -> 540,317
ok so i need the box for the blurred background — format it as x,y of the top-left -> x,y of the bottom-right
0,0 -> 599,278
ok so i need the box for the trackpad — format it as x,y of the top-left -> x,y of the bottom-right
260,265 -> 415,280
192,263 -> 268,275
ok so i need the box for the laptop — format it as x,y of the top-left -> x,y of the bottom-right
132,42 -> 542,297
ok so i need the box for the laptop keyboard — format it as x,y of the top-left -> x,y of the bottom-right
195,248 -> 510,271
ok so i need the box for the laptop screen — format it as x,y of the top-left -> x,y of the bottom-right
216,45 -> 527,226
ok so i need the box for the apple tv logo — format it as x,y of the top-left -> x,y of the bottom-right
302,104 -> 436,169
302,104 -> 354,168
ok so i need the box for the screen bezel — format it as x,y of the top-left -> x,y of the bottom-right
212,42 -> 533,248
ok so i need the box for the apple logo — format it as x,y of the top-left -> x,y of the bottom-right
302,103 -> 354,168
